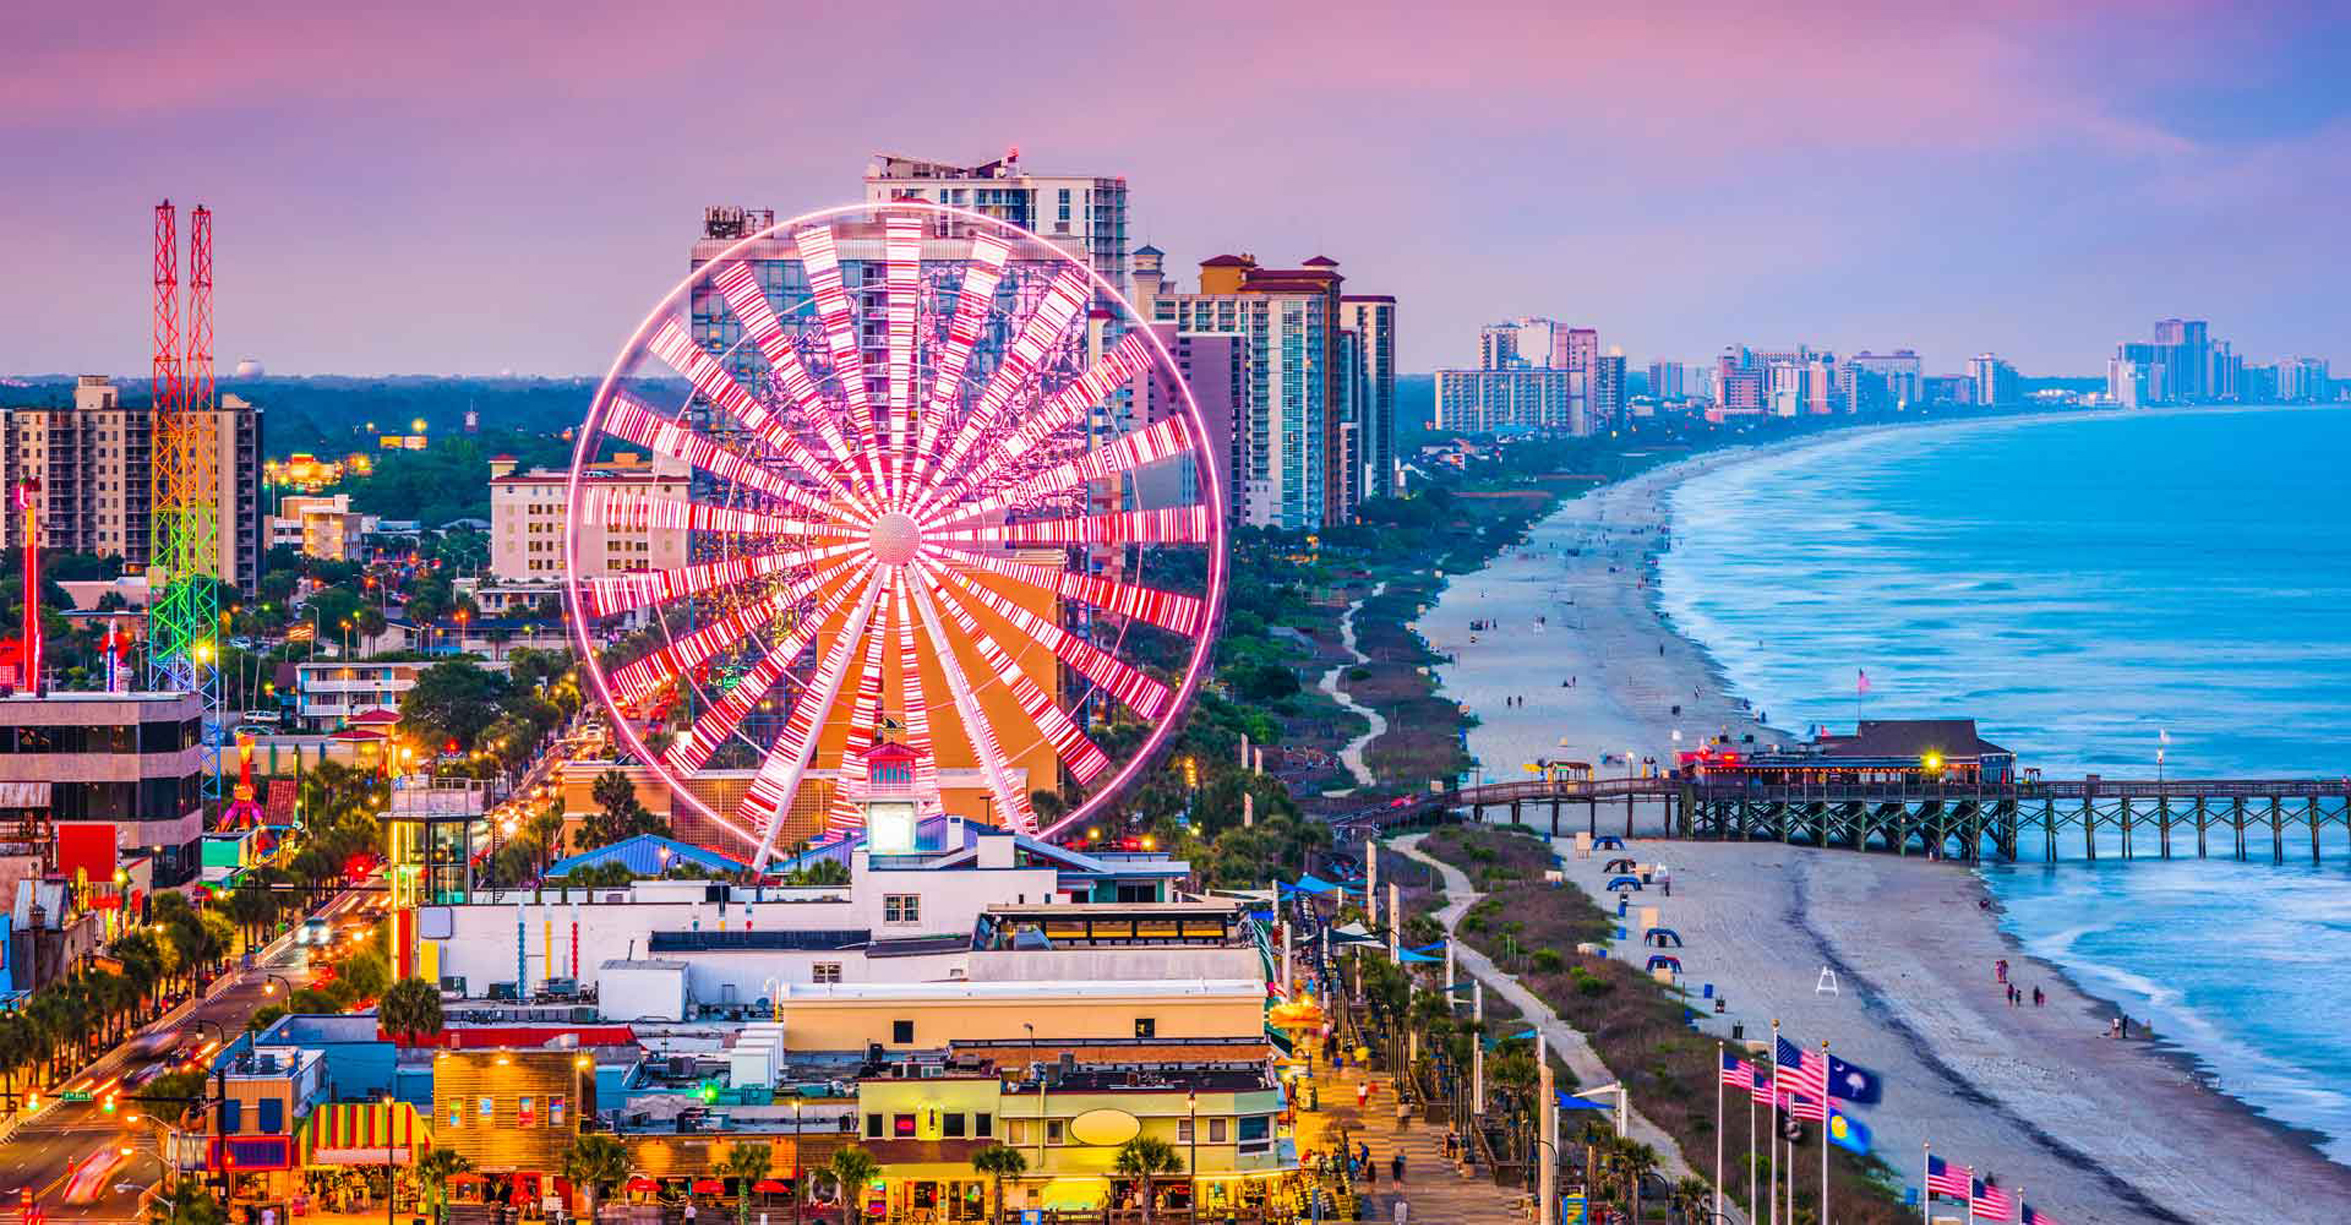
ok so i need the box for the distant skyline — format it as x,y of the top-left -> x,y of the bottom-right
3,2 -> 2347,378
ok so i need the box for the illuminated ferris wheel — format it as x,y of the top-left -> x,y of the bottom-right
564,202 -> 1225,869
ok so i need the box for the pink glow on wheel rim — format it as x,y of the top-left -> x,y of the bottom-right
563,201 -> 1226,855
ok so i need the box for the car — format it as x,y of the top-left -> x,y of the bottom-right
298,917 -> 332,947
232,724 -> 275,739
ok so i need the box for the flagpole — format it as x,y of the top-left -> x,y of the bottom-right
1748,1064 -> 1758,1220
1921,1143 -> 1930,1225
1768,1020 -> 1779,1225
1965,1164 -> 1976,1225
1820,1040 -> 1831,1225
1714,1041 -> 1725,1224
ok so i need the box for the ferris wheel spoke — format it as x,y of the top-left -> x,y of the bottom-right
930,505 -> 1212,550
914,268 -> 1089,517
890,572 -> 939,796
796,224 -> 887,504
582,539 -> 860,619
928,545 -> 1208,636
903,570 -> 1037,834
908,233 -> 1010,496
938,567 -> 1175,720
918,564 -> 1111,785
661,561 -> 876,775
922,331 -> 1157,517
930,418 -> 1193,532
823,586 -> 896,838
577,485 -> 847,543
740,572 -> 887,868
880,216 -> 921,506
601,387 -> 860,524
605,553 -> 865,711
707,263 -> 866,477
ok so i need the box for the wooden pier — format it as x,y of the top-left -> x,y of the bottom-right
1334,775 -> 2351,865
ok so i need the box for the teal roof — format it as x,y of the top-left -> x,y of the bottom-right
545,834 -> 747,878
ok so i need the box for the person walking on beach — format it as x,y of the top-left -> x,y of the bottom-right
2033,985 -> 2044,1007
1997,958 -> 2009,984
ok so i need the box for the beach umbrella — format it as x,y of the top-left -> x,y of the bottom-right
624,1177 -> 658,1193
692,1178 -> 725,1194
753,1180 -> 789,1193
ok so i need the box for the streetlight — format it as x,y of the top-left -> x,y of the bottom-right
1185,1090 -> 1198,1216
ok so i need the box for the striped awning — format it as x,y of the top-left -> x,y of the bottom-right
299,1100 -> 430,1166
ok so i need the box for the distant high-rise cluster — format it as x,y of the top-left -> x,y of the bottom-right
1436,317 -> 1615,435
1698,345 -> 2008,419
2107,319 -> 2333,407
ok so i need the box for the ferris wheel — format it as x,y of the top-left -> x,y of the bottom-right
564,202 -> 1225,869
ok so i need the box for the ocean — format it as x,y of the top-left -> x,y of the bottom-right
1658,405 -> 2351,1162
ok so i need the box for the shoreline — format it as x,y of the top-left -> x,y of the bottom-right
1417,416 -> 2351,1220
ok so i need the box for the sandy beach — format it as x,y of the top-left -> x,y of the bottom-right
1415,431 -> 2351,1221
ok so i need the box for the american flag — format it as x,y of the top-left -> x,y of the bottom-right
1776,1036 -> 1829,1101
1972,1179 -> 2016,1220
1720,1052 -> 1756,1094
2022,1202 -> 2060,1225
1857,667 -> 1871,695
1925,1155 -> 1972,1201
1776,1089 -> 1826,1122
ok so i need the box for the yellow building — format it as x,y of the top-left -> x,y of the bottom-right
771,978 -> 1266,1055
853,1059 -> 1296,1217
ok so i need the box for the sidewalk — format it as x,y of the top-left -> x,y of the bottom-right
1293,1039 -> 1528,1223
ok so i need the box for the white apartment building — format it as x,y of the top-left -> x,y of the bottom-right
862,149 -> 1130,297
488,456 -> 688,584
1341,296 -> 1398,502
0,376 -> 265,592
270,493 -> 371,562
1434,368 -> 1585,434
294,656 -> 512,730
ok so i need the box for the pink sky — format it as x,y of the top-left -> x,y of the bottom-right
2,1 -> 2345,377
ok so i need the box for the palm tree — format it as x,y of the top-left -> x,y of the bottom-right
1619,1139 -> 1659,1223
971,1143 -> 1028,1223
721,1141 -> 771,1225
1112,1136 -> 1183,1223
823,1146 -> 878,1221
415,1148 -> 473,1225
560,1133 -> 630,1225
379,977 -> 444,1046
1671,1175 -> 1712,1224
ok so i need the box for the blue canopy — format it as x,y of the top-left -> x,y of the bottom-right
1556,1091 -> 1614,1111
1406,939 -> 1446,955
1595,835 -> 1627,850
1399,949 -> 1444,964
545,833 -> 747,878
1605,875 -> 1644,891
1646,955 -> 1683,972
1285,874 -> 1343,895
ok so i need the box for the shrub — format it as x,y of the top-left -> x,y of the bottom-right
1530,948 -> 1564,973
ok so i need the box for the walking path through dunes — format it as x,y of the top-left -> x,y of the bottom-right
1546,835 -> 2351,1224
1318,581 -> 1389,790
1390,832 -> 1728,1216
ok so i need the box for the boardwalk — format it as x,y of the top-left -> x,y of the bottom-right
1292,1035 -> 1529,1223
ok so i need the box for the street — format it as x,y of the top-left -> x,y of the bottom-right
4,886 -> 372,1224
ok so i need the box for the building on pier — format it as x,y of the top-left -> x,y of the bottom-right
1679,718 -> 2016,786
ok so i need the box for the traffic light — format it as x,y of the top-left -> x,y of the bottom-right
101,1094 -> 117,1115
697,1081 -> 719,1104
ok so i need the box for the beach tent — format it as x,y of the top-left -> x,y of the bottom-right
1406,940 -> 1446,955
1594,835 -> 1627,850
1602,857 -> 1638,874
1643,928 -> 1684,948
1605,875 -> 1644,892
1328,922 -> 1382,946
1284,874 -> 1345,896
1400,948 -> 1444,964
1646,955 -> 1683,973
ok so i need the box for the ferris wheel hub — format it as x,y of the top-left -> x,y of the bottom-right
868,511 -> 922,566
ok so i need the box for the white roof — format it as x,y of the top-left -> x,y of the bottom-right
776,978 -> 1261,1002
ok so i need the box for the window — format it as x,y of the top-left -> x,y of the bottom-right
221,1099 -> 243,1133
866,1112 -> 884,1138
1133,1017 -> 1155,1039
257,1098 -> 283,1134
883,894 -> 920,924
1176,1117 -> 1193,1142
519,1096 -> 536,1127
943,1112 -> 966,1139
1045,1119 -> 1064,1145
1238,1115 -> 1271,1152
447,1102 -> 462,1128
550,1096 -> 566,1128
892,1019 -> 915,1044
480,1096 -> 495,1120
813,962 -> 843,984
893,1113 -> 917,1138
1208,1118 -> 1228,1143
974,1112 -> 992,1138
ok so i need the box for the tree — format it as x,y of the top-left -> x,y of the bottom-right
1113,1136 -> 1183,1223
400,661 -> 513,752
577,768 -> 668,850
971,1143 -> 1028,1222
379,977 -> 444,1045
416,1148 -> 474,1225
562,1133 -> 631,1224
146,1178 -> 228,1225
823,1146 -> 878,1218
721,1141 -> 772,1225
